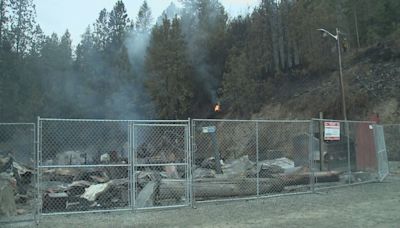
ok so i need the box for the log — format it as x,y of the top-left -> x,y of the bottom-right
194,178 -> 284,198
313,171 -> 341,182
277,171 -> 341,185
156,171 -> 340,201
156,178 -> 284,200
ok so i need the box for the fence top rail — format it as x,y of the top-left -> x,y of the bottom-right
381,123 -> 400,126
39,164 -> 131,168
133,123 -> 188,127
35,118 -> 383,124
38,117 -> 189,123
192,119 -> 310,123
311,118 -> 376,124
0,122 -> 35,126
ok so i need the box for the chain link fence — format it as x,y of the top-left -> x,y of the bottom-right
37,119 -> 132,216
310,119 -> 387,190
133,123 -> 191,210
382,124 -> 400,175
382,125 -> 400,161
374,125 -> 389,180
191,119 -> 313,203
0,123 -> 36,225
37,118 -> 191,216
33,117 -> 390,219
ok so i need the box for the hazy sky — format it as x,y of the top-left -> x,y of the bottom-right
35,0 -> 260,46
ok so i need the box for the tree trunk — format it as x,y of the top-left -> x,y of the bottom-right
354,7 -> 360,49
293,40 -> 300,66
156,171 -> 340,200
16,1 -> 22,55
158,178 -> 284,200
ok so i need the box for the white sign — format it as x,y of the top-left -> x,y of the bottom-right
324,122 -> 340,141
202,126 -> 216,133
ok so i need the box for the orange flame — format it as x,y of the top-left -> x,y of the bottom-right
214,103 -> 221,112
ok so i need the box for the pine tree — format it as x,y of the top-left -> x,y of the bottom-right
29,25 -> 45,57
9,0 -> 36,55
107,0 -> 131,79
75,26 -> 95,72
108,0 -> 129,48
136,0 -> 153,33
93,9 -> 110,52
59,30 -> 73,68
222,48 -> 260,115
180,0 -> 228,107
0,0 -> 9,49
145,16 -> 194,119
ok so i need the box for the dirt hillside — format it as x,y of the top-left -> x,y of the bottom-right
252,40 -> 400,123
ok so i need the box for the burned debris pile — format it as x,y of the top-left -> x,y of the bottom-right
38,148 -> 346,213
40,150 -> 130,213
191,155 -> 340,200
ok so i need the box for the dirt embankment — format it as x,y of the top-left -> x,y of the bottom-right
253,40 -> 400,123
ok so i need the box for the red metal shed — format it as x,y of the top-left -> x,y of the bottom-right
355,114 -> 380,171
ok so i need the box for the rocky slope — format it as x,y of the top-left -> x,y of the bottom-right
252,40 -> 400,123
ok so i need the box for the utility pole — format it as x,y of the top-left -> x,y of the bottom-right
336,28 -> 347,121
317,28 -> 347,121
317,28 -> 351,184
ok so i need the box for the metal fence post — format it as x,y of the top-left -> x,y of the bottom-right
36,117 -> 42,222
187,118 -> 193,208
309,120 -> 315,193
256,121 -> 259,198
33,121 -> 39,226
128,122 -> 133,211
191,119 -> 196,208
132,122 -> 136,210
185,119 -> 190,206
345,121 -> 352,184
396,124 -> 400,162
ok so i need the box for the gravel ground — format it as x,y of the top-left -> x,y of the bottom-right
6,162 -> 400,228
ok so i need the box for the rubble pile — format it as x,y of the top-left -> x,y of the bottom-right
190,155 -> 343,199
41,149 -> 347,212
41,166 -> 129,212
2,149 -> 349,215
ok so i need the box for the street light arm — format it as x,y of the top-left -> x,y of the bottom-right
317,28 -> 337,40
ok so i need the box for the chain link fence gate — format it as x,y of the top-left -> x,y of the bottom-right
0,123 -> 36,225
191,119 -> 313,203
382,124 -> 400,175
310,119 -> 388,190
132,122 -> 191,210
374,125 -> 389,181
37,118 -> 191,217
37,118 -> 133,216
